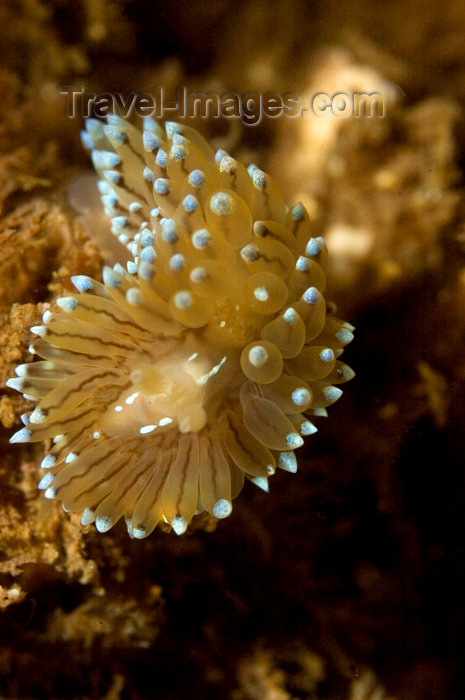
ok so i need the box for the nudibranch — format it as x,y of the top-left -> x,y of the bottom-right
8,115 -> 354,538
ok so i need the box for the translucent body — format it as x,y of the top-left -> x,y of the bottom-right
8,116 -> 354,538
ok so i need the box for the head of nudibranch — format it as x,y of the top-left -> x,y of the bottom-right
7,115 -> 354,538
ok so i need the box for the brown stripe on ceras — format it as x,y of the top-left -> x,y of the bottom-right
255,223 -> 292,248
126,137 -> 146,166
32,341 -> 125,364
174,437 -> 194,515
24,365 -> 75,380
37,377 -> 132,438
110,194 -> 145,223
53,441 -> 123,491
120,136 -> 153,190
78,450 -> 142,500
115,173 -> 152,206
152,454 -> 172,504
205,436 -> 219,494
226,165 -> 238,190
287,212 -> 309,240
96,378 -> 133,405
19,377 -> 59,394
109,129 -> 145,168
225,413 -> 258,469
76,298 -> 153,338
110,454 -> 156,504
256,251 -> 289,275
262,191 -> 272,219
51,417 -> 104,464
177,155 -> 189,177
133,454 -> 173,531
250,397 -> 280,436
37,405 -> 101,436
133,295 -> 181,327
44,328 -> 138,354
50,381 -> 135,461
41,369 -> 122,414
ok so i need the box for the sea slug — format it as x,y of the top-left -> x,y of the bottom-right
8,115 -> 354,538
